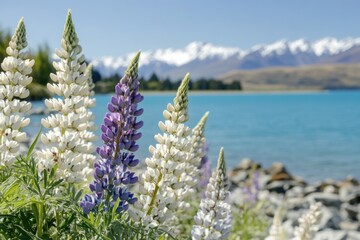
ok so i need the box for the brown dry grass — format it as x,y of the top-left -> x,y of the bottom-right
219,63 -> 360,91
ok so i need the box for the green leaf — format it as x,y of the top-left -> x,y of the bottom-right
27,128 -> 42,159
0,176 -> 20,198
14,224 -> 42,240
43,168 -> 48,189
19,211 -> 34,233
74,189 -> 83,202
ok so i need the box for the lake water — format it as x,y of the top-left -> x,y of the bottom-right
30,91 -> 360,182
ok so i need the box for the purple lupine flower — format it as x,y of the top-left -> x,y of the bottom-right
80,52 -> 143,214
199,143 -> 212,198
244,169 -> 260,205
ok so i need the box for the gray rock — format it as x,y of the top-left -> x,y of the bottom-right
286,197 -> 309,210
281,219 -> 295,238
304,185 -> 318,196
266,181 -> 288,194
266,180 -> 303,194
324,185 -> 337,194
345,193 -> 360,205
339,221 -> 360,231
339,183 -> 360,202
307,192 -> 342,208
314,229 -> 347,240
258,174 -> 270,189
267,193 -> 286,206
318,207 -> 342,230
286,210 -> 302,223
341,203 -> 359,221
234,158 -> 255,171
230,171 -> 247,185
267,162 -> 286,175
286,186 -> 305,198
347,230 -> 360,240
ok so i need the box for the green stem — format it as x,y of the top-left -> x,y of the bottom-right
0,132 -> 3,162
55,211 -> 61,240
146,172 -> 162,216
36,203 -> 44,237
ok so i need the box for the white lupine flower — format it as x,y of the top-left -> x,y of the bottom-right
293,203 -> 322,240
0,18 -> 34,166
191,148 -> 232,240
177,112 -> 209,235
79,64 -> 96,180
265,205 -> 287,240
37,11 -> 96,184
189,112 -> 209,185
130,73 -> 195,231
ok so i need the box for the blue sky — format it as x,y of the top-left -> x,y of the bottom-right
1,1 -> 359,58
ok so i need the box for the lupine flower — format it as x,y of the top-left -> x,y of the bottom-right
37,11 -> 95,183
265,205 -> 287,240
244,169 -> 260,205
293,203 -> 322,240
190,112 -> 209,188
80,52 -> 143,214
177,112 -> 209,234
198,143 -> 211,198
191,148 -> 232,240
80,63 -> 97,180
0,18 -> 34,166
129,73 -> 194,229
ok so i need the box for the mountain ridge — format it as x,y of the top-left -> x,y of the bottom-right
91,37 -> 360,79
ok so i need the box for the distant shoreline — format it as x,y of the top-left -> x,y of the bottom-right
133,89 -> 330,96
30,89 -> 360,102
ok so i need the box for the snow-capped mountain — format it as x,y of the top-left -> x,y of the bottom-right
91,37 -> 360,79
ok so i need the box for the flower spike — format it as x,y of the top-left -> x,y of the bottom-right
191,147 -> 232,240
129,73 -> 196,232
125,51 -> 141,78
37,11 -> 96,183
11,17 -> 27,50
174,73 -> 190,122
62,10 -> 79,52
80,52 -> 143,214
293,203 -> 322,240
0,17 -> 34,165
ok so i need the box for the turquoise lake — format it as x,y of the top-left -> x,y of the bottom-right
30,91 -> 360,182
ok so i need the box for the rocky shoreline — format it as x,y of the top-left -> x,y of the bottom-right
229,159 -> 360,240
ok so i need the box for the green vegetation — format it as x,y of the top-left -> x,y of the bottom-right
95,73 -> 242,93
230,203 -> 270,240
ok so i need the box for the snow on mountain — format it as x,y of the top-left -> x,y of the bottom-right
260,39 -> 290,56
289,39 -> 312,53
91,37 -> 360,79
312,37 -> 360,56
92,42 -> 241,76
